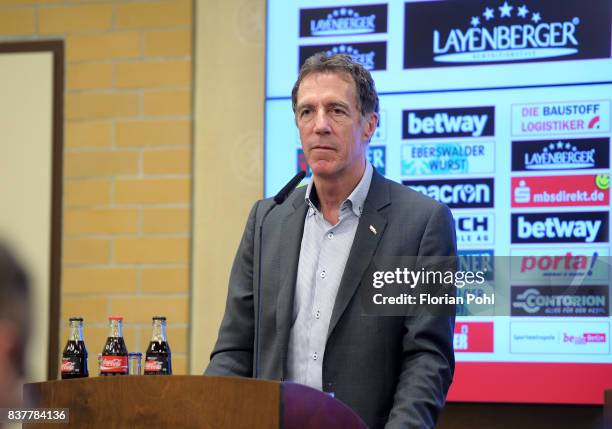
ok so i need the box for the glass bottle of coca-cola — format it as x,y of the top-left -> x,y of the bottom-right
61,317 -> 89,379
144,316 -> 172,375
100,316 -> 128,376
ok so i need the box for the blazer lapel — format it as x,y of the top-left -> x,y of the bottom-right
276,194 -> 307,374
327,171 -> 390,339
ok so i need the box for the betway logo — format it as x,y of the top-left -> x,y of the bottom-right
517,216 -> 600,242
408,112 -> 487,136
512,212 -> 609,244
403,107 -> 495,139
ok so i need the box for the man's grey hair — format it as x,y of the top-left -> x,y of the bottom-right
291,53 -> 380,118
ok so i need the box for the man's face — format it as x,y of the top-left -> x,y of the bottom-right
295,72 -> 377,181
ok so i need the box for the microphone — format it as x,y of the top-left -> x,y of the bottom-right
273,170 -> 307,204
254,171 -> 307,378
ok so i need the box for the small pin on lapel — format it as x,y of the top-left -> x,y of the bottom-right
369,225 -> 377,235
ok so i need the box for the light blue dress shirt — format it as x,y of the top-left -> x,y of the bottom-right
287,162 -> 373,391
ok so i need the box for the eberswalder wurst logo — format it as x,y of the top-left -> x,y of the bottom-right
404,0 -> 612,68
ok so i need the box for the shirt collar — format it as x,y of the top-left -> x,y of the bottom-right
305,161 -> 373,218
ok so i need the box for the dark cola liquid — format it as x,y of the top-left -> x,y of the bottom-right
100,337 -> 128,376
61,340 -> 88,379
144,341 -> 172,375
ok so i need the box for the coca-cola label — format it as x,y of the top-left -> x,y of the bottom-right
100,355 -> 128,373
61,356 -> 82,374
62,357 -> 78,373
144,356 -> 169,374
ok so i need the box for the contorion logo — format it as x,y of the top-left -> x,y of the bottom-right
404,0 -> 611,68
511,286 -> 609,317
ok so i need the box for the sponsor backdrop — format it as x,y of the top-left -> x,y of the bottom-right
266,0 -> 612,404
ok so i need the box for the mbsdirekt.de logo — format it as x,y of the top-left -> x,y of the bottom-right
404,0 -> 611,68
511,174 -> 610,208
300,4 -> 387,37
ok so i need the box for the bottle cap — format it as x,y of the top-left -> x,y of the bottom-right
152,316 -> 166,321
108,316 -> 123,321
69,317 -> 84,322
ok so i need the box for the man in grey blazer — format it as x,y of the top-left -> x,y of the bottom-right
206,53 -> 456,429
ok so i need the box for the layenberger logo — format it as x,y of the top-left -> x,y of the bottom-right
299,42 -> 387,71
511,138 -> 610,171
404,0 -> 611,68
434,1 -> 579,63
300,4 -> 387,37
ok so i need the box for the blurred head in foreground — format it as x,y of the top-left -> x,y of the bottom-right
0,244 -> 30,408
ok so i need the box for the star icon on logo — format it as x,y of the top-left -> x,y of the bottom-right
470,16 -> 481,27
483,7 -> 495,21
517,5 -> 529,18
499,1 -> 513,18
531,11 -> 541,23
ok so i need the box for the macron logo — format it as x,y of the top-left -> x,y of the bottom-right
517,216 -> 602,243
408,112 -> 488,137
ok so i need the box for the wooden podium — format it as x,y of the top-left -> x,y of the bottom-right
24,376 -> 366,428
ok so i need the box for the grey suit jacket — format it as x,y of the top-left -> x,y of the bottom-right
206,170 -> 456,429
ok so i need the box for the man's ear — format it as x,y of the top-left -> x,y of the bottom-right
363,112 -> 379,142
